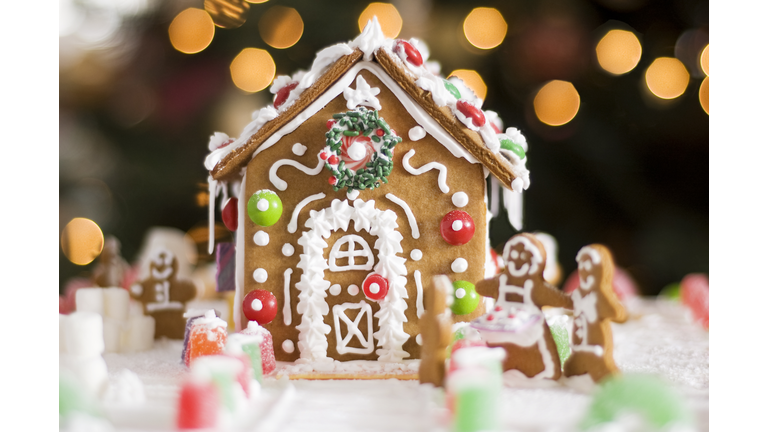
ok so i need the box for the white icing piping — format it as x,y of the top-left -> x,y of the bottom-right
328,234 -> 374,272
385,193 -> 420,239
504,236 -> 543,276
207,176 -> 217,254
414,270 -> 425,319
332,301 -> 374,355
283,268 -> 293,326
401,149 -> 450,194
234,173 -> 247,331
288,192 -> 326,233
269,154 -> 325,191
343,74 -> 381,110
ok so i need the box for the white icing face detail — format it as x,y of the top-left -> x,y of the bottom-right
452,192 -> 469,208
511,250 -> 519,259
369,283 -> 380,294
257,198 -> 269,212
410,249 -> 423,261
452,258 -> 468,273
330,284 -> 342,296
578,259 -> 596,290
504,236 -> 544,277
452,220 -> 463,231
252,299 -> 263,311
282,243 -> 295,257
253,268 -> 268,283
408,126 -> 426,141
346,141 -> 367,161
455,288 -> 466,299
347,284 -> 360,296
292,143 -> 307,156
282,339 -> 295,353
253,231 -> 269,246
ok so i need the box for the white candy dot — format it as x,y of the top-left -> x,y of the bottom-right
282,243 -> 295,257
452,192 -> 469,208
348,284 -> 360,295
330,284 -> 341,296
408,126 -> 426,141
416,334 -> 423,345
369,283 -> 380,294
251,299 -> 263,311
347,142 -> 367,161
292,143 -> 307,156
282,339 -> 295,353
410,249 -> 423,261
451,258 -> 468,273
257,198 -> 269,212
510,250 -> 519,259
253,231 -> 269,246
452,220 -> 463,231
253,268 -> 268,283
455,288 -> 466,299
347,189 -> 360,200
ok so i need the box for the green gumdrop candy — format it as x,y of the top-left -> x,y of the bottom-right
451,281 -> 481,316
59,372 -> 96,418
242,342 -> 263,384
211,371 -> 237,413
580,374 -> 693,431
660,283 -> 681,300
247,190 -> 283,226
500,139 -> 526,160
549,320 -> 571,365
443,79 -> 461,99
454,385 -> 498,432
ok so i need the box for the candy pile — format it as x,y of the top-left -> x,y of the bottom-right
74,287 -> 155,353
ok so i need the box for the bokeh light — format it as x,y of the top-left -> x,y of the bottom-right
61,218 -> 105,266
246,0 -> 268,3
358,3 -> 402,38
645,57 -> 690,99
596,29 -> 642,75
699,76 -> 709,114
204,0 -> 250,30
463,7 -> 508,50
168,8 -> 215,54
230,48 -> 276,93
700,44 -> 709,76
448,70 -> 487,101
258,6 -> 304,49
533,80 -> 581,126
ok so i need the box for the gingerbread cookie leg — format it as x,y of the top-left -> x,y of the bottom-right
419,275 -> 453,387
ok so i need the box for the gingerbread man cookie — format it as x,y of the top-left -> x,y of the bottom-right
418,275 -> 454,387
564,244 -> 627,382
473,233 -> 573,379
92,236 -> 130,288
130,249 -> 196,339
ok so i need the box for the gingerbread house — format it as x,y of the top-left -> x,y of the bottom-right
204,18 -> 531,363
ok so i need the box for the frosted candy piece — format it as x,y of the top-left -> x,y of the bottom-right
60,369 -> 95,417
182,310 -> 220,365
103,287 -> 130,321
60,354 -> 109,397
215,242 -> 236,293
240,321 -> 276,375
177,380 -> 219,430
580,374 -> 693,430
191,355 -> 246,412
659,282 -> 681,299
681,274 -> 708,329
548,316 -> 571,365
448,339 -> 488,374
447,347 -> 505,432
65,312 -> 105,358
75,288 -> 104,315
185,310 -> 228,367
102,317 -> 122,353
122,315 -> 155,352
226,333 -> 264,385
60,314 -> 67,353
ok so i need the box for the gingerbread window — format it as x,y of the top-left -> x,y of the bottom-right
329,235 -> 374,272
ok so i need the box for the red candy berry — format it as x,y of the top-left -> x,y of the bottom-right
396,39 -> 423,66
362,274 -> 389,301
440,211 -> 475,246
326,120 -> 335,130
376,128 -> 385,137
222,197 -> 238,232
328,176 -> 337,185
274,82 -> 298,109
328,155 -> 339,165
456,100 -> 486,127
494,305 -> 502,312
320,152 -> 329,160
681,273 -> 709,329
243,289 -> 277,325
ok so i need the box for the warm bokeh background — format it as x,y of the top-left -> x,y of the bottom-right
59,0 -> 708,295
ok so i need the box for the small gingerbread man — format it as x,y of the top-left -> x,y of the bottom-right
474,233 -> 573,379
418,275 -> 454,387
92,236 -> 130,288
130,249 -> 196,339
563,244 -> 627,383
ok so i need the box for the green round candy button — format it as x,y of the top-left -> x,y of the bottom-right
500,139 -> 526,160
247,190 -> 283,226
451,280 -> 481,316
443,79 -> 461,99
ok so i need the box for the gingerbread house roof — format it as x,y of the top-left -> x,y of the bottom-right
205,18 -> 530,193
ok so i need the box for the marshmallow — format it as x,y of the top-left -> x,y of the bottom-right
65,312 -> 105,358
122,315 -> 155,353
102,317 -> 122,353
76,288 -> 104,315
103,287 -> 129,321
60,354 -> 109,397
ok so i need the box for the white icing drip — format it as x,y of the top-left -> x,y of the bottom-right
451,258 -> 468,273
408,126 -> 426,141
385,193 -> 420,239
292,143 -> 307,156
288,192 -> 326,234
349,17 -> 387,61
415,73 -> 454,107
253,231 -> 269,246
204,105 -> 277,170
343,74 -> 381,110
253,268 -> 268,283
414,270 -> 425,319
410,249 -> 422,261
452,192 -> 469,208
503,186 -> 523,230
401,149 -> 449,194
283,268 -> 293,326
298,43 -> 355,92
282,243 -> 295,257
207,176 -> 217,254
333,301 -> 374,355
269,154 -> 325,191
328,234 -> 374,272
234,174 -> 246,330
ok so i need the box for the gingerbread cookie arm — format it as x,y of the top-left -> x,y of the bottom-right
173,279 -> 197,304
532,281 -> 574,309
475,276 -> 500,300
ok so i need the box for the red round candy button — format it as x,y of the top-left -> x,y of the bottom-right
440,211 -> 475,245
456,101 -> 486,127
222,197 -> 238,232
243,289 -> 277,325
274,82 -> 298,109
328,155 -> 339,165
363,274 -> 389,301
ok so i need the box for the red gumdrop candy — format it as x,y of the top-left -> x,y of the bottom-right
681,273 -> 709,329
243,289 -> 278,325
440,211 -> 475,246
274,82 -> 298,109
177,380 -> 219,429
363,274 -> 389,301
456,100 -> 486,127
241,321 -> 276,375
222,197 -> 238,231
396,39 -> 423,66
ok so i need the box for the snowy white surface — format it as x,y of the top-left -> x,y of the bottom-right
91,299 -> 708,431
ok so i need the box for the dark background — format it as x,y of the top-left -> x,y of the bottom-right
59,0 -> 708,295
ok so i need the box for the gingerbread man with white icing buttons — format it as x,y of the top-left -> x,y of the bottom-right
474,233 -> 572,379
130,249 -> 196,339
563,244 -> 627,383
